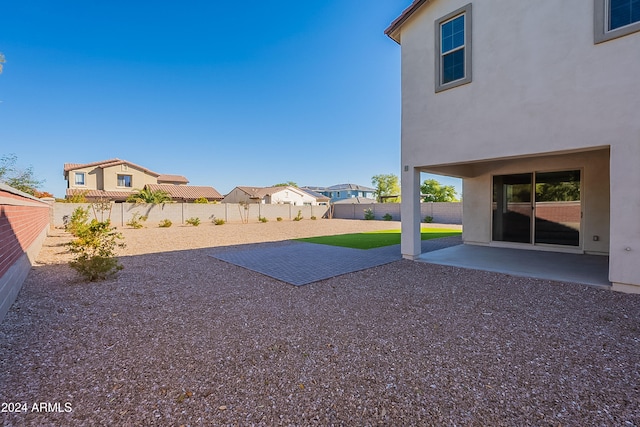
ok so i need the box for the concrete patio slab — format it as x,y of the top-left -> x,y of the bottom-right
418,244 -> 611,288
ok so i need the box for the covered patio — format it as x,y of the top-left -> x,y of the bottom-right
418,244 -> 610,289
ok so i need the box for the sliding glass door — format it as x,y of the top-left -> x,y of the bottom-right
492,174 -> 533,243
493,171 -> 581,247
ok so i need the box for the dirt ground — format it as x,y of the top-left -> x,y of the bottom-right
0,219 -> 638,426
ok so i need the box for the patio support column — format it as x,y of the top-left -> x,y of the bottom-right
610,144 -> 640,293
401,166 -> 422,259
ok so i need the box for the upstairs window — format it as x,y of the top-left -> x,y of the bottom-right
610,0 -> 640,30
595,0 -> 640,43
435,4 -> 472,92
117,174 -> 132,187
74,172 -> 85,186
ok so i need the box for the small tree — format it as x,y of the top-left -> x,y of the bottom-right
68,220 -> 125,281
0,154 -> 45,195
126,188 -> 171,203
420,179 -> 458,202
65,207 -> 91,237
272,181 -> 298,187
372,174 -> 400,203
66,190 -> 89,203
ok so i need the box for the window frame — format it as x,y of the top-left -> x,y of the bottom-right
117,174 -> 132,188
74,172 -> 85,186
594,0 -> 640,43
435,3 -> 472,93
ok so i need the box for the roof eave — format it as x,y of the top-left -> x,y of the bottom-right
384,0 -> 432,44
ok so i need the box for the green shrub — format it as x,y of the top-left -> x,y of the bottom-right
185,217 -> 201,226
364,209 -> 375,220
383,213 -> 393,221
126,212 -> 148,229
424,216 -> 434,223
258,216 -> 268,223
310,215 -> 317,220
68,220 -> 125,281
293,210 -> 303,221
276,217 -> 283,222
193,197 -> 209,204
65,206 -> 90,237
159,219 -> 172,228
212,217 -> 225,225
66,191 -> 88,203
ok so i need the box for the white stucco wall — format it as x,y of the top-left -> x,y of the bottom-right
396,0 -> 640,291
399,0 -> 640,166
269,187 -> 317,206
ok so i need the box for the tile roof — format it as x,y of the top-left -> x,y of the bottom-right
146,184 -> 223,201
63,158 -> 162,177
385,0 -> 432,43
66,189 -> 133,201
64,158 -> 122,172
157,174 -> 189,184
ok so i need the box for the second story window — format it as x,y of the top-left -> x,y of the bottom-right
74,172 -> 85,186
595,0 -> 640,43
610,0 -> 640,30
117,174 -> 132,187
435,4 -> 472,92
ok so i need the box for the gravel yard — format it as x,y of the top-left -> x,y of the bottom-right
0,219 -> 638,426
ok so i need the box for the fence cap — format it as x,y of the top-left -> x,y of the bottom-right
0,182 -> 50,203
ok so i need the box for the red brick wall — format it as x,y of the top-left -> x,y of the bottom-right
0,190 -> 51,278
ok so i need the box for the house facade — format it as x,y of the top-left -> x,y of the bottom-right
386,0 -> 640,292
223,186 -> 323,206
303,184 -> 377,203
64,159 -> 190,201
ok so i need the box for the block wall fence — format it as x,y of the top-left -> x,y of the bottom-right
0,184 -> 52,323
332,202 -> 462,224
52,202 -> 462,227
52,203 -> 332,227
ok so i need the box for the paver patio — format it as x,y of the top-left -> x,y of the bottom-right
210,236 -> 462,285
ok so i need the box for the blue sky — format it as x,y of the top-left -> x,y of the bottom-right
0,0 -> 462,198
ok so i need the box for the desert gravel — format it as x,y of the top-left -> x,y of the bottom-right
0,219 -> 639,426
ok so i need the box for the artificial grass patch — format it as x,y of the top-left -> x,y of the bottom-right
296,228 -> 461,250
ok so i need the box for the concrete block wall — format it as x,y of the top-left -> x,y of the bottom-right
0,184 -> 51,322
332,202 -> 462,224
52,203 -> 330,228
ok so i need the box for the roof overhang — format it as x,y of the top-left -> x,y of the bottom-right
385,0 -> 432,44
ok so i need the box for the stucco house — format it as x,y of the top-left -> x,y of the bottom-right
223,186 -> 323,206
64,158 -> 222,202
386,0 -> 640,293
303,184 -> 377,203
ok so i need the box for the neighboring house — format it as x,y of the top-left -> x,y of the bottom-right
386,0 -> 640,293
64,158 -> 222,202
298,188 -> 330,205
223,186 -> 322,206
146,184 -> 223,203
332,197 -> 377,205
303,184 -> 377,203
